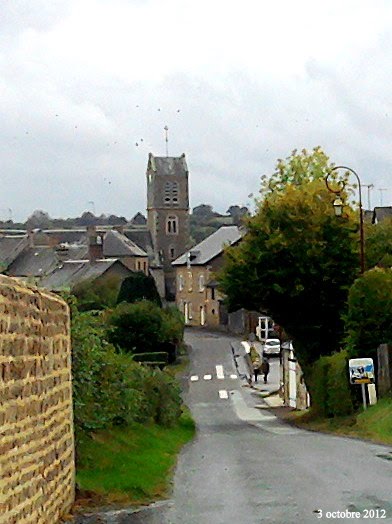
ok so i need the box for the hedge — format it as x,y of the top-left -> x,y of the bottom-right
309,350 -> 354,417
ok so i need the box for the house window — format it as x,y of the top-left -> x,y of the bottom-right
166,215 -> 178,235
199,274 -> 205,292
143,261 -> 147,273
169,246 -> 175,259
188,271 -> 193,291
178,274 -> 184,291
211,287 -> 215,300
188,302 -> 193,319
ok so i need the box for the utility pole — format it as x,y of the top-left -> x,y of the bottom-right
363,184 -> 374,210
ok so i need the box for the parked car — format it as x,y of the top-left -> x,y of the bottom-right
263,338 -> 281,357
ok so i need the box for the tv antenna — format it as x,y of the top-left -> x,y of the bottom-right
378,188 -> 387,206
363,184 -> 374,210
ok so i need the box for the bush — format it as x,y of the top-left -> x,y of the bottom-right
105,300 -> 184,356
309,351 -> 353,417
105,300 -> 163,353
71,309 -> 183,456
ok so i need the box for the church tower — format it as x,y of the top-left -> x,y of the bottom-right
146,153 -> 190,298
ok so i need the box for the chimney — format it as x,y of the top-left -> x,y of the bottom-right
27,228 -> 41,247
87,226 -> 104,262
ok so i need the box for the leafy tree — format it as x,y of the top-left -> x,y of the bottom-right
117,272 -> 162,306
72,276 -> 122,311
192,204 -> 214,217
26,209 -> 52,229
76,211 -> 97,226
345,268 -> 392,361
220,148 -> 358,368
365,218 -> 392,269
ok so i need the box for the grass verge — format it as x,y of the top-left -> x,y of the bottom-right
281,396 -> 392,445
75,409 -> 196,508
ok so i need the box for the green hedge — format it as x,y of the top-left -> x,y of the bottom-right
310,350 -> 353,418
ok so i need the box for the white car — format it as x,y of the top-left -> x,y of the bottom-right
263,338 -> 281,357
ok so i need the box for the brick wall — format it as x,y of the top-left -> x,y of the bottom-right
0,275 -> 75,524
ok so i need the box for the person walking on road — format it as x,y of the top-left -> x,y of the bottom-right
261,357 -> 270,384
253,358 -> 262,382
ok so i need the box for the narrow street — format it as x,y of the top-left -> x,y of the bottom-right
76,330 -> 392,524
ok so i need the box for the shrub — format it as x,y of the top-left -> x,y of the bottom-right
309,351 -> 353,417
105,300 -> 163,353
105,300 -> 184,356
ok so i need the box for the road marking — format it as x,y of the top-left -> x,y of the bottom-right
216,365 -> 224,379
230,374 -> 238,379
203,374 -> 212,380
219,389 -> 229,399
190,375 -> 199,382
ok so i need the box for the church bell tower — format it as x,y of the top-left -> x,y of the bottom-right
146,152 -> 190,299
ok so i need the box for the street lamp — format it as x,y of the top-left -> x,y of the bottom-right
325,166 -> 365,274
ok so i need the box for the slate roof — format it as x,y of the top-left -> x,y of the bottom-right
148,153 -> 188,176
372,207 -> 392,224
6,244 -> 88,277
0,235 -> 29,270
40,259 -> 130,291
103,230 -> 147,258
123,229 -> 154,256
172,226 -> 243,266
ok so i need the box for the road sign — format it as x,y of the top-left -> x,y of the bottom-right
349,358 -> 375,385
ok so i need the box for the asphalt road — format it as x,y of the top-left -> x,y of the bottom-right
75,330 -> 392,524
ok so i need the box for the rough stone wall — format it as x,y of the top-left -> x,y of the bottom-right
0,275 -> 75,524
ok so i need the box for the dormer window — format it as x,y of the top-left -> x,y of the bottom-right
166,215 -> 178,235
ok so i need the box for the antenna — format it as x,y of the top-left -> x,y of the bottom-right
164,125 -> 169,157
363,184 -> 374,210
378,188 -> 387,206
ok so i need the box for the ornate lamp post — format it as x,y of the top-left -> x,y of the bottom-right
325,166 -> 365,274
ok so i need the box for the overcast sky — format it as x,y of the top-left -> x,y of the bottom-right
1,0 -> 392,221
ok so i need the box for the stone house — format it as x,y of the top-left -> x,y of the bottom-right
172,226 -> 243,327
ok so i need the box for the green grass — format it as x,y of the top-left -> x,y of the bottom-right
288,396 -> 392,445
76,410 -> 195,506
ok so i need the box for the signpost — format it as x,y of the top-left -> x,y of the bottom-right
349,358 -> 375,410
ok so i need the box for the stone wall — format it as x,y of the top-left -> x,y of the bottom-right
0,275 -> 75,524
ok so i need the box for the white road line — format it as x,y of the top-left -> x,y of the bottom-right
203,374 -> 212,380
230,374 -> 238,379
219,390 -> 229,399
216,365 -> 225,380
190,375 -> 199,382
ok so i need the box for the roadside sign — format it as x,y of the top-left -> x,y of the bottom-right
349,358 -> 375,385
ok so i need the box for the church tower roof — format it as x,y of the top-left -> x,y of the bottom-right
148,153 -> 188,177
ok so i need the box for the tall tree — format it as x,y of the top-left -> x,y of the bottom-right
220,148 -> 359,368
